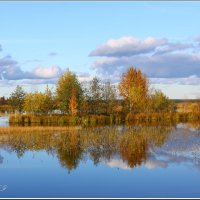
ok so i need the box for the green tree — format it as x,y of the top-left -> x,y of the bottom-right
56,69 -> 83,114
9,85 -> 26,113
43,85 -> 56,114
88,77 -> 103,114
23,92 -> 46,115
0,96 -> 7,105
102,81 -> 117,115
79,82 -> 90,115
149,89 -> 175,112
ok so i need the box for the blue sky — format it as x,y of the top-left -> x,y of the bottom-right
1,1 -> 200,98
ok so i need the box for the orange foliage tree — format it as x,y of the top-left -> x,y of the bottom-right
118,67 -> 149,113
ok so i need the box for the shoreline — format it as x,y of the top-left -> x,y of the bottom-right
4,112 -> 200,126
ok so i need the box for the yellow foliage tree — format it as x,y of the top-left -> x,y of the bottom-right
118,67 -> 149,113
56,69 -> 82,114
23,92 -> 46,115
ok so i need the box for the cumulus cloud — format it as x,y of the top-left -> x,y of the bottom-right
90,36 -> 200,85
1,64 -> 62,81
0,55 -> 25,80
0,52 -> 94,86
150,75 -> 200,85
33,66 -> 62,79
0,54 -> 63,86
0,45 -> 62,86
76,72 -> 94,82
92,53 -> 200,78
21,78 -> 58,85
0,55 -> 18,67
154,42 -> 193,55
0,52 -> 62,80
90,36 -> 167,57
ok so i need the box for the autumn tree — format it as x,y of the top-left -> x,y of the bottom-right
69,89 -> 78,116
118,67 -> 149,113
9,85 -> 26,113
56,69 -> 83,114
23,92 -> 47,115
81,79 -> 117,115
149,89 -> 176,112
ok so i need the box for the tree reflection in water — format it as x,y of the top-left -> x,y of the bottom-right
57,131 -> 83,171
0,125 -> 174,171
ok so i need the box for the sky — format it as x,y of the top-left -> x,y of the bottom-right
1,1 -> 200,99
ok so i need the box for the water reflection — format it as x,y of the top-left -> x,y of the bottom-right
1,123 -> 200,197
0,125 -> 175,172
145,124 -> 200,171
1,123 -> 200,173
0,117 -> 9,127
0,154 -> 3,164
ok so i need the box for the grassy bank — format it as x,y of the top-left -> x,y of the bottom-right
8,112 -> 200,126
9,114 -> 124,126
126,112 -> 200,123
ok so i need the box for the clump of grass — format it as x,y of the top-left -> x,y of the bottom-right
9,114 -> 117,126
125,112 -> 200,124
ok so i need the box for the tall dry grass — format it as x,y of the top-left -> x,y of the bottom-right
0,126 -> 82,134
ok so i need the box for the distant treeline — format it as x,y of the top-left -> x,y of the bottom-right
172,99 -> 200,103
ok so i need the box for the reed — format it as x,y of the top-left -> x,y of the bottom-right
8,112 -> 200,126
9,114 -> 124,126
126,112 -> 200,123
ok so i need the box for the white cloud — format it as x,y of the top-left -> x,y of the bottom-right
150,75 -> 200,85
154,42 -> 193,55
33,66 -> 62,79
0,53 -> 63,82
91,52 -> 200,80
21,78 -> 58,85
76,72 -> 94,82
90,36 -> 167,57
89,36 -> 200,85
0,55 -> 18,67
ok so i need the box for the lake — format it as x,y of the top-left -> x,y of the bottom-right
0,117 -> 200,198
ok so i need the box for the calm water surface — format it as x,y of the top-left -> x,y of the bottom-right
0,117 -> 200,198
